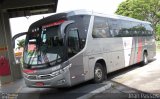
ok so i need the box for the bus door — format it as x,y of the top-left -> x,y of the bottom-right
65,24 -> 86,85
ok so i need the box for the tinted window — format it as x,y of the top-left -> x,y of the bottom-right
108,19 -> 153,37
93,17 -> 153,37
107,19 -> 121,37
68,29 -> 80,58
92,16 -> 110,38
68,15 -> 91,48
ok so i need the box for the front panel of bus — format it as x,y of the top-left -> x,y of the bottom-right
22,14 -> 91,87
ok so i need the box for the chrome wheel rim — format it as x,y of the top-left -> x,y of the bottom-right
144,54 -> 148,64
95,68 -> 102,80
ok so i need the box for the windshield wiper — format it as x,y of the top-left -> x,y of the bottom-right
28,47 -> 36,65
41,52 -> 51,67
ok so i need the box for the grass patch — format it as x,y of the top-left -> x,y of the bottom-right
156,41 -> 160,52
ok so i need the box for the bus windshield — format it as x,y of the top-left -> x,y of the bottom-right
24,25 -> 65,68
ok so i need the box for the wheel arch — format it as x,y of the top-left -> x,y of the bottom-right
95,58 -> 107,76
143,49 -> 148,56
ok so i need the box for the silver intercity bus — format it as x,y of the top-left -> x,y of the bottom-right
18,10 -> 156,87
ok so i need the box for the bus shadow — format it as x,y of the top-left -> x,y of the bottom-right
107,58 -> 156,80
17,80 -> 98,99
25,80 -> 109,99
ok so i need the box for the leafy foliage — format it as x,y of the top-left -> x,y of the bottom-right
156,24 -> 160,40
116,0 -> 160,40
17,39 -> 25,49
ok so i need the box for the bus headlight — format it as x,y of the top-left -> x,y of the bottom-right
51,64 -> 72,77
63,64 -> 72,71
51,70 -> 61,77
51,65 -> 61,71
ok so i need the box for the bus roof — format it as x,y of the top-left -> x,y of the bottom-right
66,10 -> 151,24
29,10 -> 151,30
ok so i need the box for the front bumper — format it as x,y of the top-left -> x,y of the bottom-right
23,67 -> 71,88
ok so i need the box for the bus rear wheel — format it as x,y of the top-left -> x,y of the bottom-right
142,52 -> 148,65
93,63 -> 105,83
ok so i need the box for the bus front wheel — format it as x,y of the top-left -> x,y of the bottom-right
93,63 -> 105,83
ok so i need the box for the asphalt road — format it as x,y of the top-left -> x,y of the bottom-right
0,77 -> 111,99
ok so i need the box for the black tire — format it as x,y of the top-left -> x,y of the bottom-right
142,52 -> 148,65
93,63 -> 105,83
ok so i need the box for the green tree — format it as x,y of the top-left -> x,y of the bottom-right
116,0 -> 160,39
156,24 -> 160,40
17,39 -> 25,49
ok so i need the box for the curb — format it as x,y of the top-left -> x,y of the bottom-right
77,82 -> 112,99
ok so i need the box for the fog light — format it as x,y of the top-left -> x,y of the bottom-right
57,79 -> 65,85
63,64 -> 72,71
51,70 -> 61,77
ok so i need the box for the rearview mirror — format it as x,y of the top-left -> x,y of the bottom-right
12,32 -> 27,48
60,21 -> 74,39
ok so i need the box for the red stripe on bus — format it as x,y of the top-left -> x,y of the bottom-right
137,38 -> 142,62
42,20 -> 65,28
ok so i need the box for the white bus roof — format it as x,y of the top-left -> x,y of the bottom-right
66,10 -> 151,24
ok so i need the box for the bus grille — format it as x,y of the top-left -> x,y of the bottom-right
39,75 -> 53,79
27,75 -> 37,80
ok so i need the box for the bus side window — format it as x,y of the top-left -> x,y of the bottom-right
92,16 -> 110,38
68,29 -> 80,58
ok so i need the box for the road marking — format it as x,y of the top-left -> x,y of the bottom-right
16,86 -> 23,93
77,82 -> 112,99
